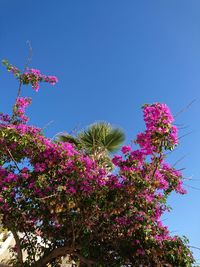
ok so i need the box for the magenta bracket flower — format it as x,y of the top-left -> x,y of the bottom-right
2,59 -> 58,92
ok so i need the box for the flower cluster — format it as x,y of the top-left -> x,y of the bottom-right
13,97 -> 32,123
2,59 -> 58,92
2,59 -> 21,77
22,68 -> 58,91
136,103 -> 178,154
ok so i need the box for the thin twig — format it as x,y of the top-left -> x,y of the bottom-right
24,40 -> 33,71
51,131 -> 68,141
174,99 -> 196,118
42,120 -> 54,130
17,80 -> 22,98
182,176 -> 193,181
178,131 -> 193,141
172,154 -> 188,167
176,167 -> 186,172
189,245 -> 200,251
6,146 -> 21,172
184,184 -> 200,191
177,125 -> 190,130
69,123 -> 81,136
184,177 -> 200,181
36,193 -> 57,201
16,40 -> 33,98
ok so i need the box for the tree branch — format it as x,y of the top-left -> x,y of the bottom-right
5,146 -> 21,172
11,229 -> 23,265
34,246 -> 73,267
34,246 -> 96,267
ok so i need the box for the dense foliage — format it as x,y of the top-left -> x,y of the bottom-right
0,60 -> 196,266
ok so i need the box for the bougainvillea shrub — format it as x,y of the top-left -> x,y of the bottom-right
0,60 -> 196,266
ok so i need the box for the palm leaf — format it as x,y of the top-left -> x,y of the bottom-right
57,133 -> 80,146
78,122 -> 125,153
104,128 -> 125,152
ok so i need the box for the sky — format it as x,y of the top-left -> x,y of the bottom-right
1,0 -> 200,262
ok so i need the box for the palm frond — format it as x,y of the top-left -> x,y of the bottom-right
57,133 -> 80,146
78,122 -> 125,153
104,128 -> 125,152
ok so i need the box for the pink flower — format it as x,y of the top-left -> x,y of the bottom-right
176,180 -> 187,194
112,155 -> 123,166
34,163 -> 46,172
14,97 -> 32,123
23,68 -> 58,92
121,145 -> 131,154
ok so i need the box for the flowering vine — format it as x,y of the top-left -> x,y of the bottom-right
0,60 -> 197,267
2,59 -> 58,92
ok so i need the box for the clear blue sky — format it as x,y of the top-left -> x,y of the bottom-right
1,0 -> 200,262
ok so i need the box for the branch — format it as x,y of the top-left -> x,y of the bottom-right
16,80 -> 22,98
5,146 -> 21,172
42,120 -> 54,131
178,131 -> 193,141
34,245 -> 96,267
16,40 -> 33,98
184,184 -> 200,191
172,154 -> 188,167
174,99 -> 196,118
24,40 -> 33,71
10,228 -> 23,265
189,245 -> 200,251
35,193 -> 57,201
151,152 -> 163,180
21,224 -> 36,263
34,246 -> 73,267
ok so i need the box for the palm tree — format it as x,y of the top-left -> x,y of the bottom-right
57,122 -> 125,170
